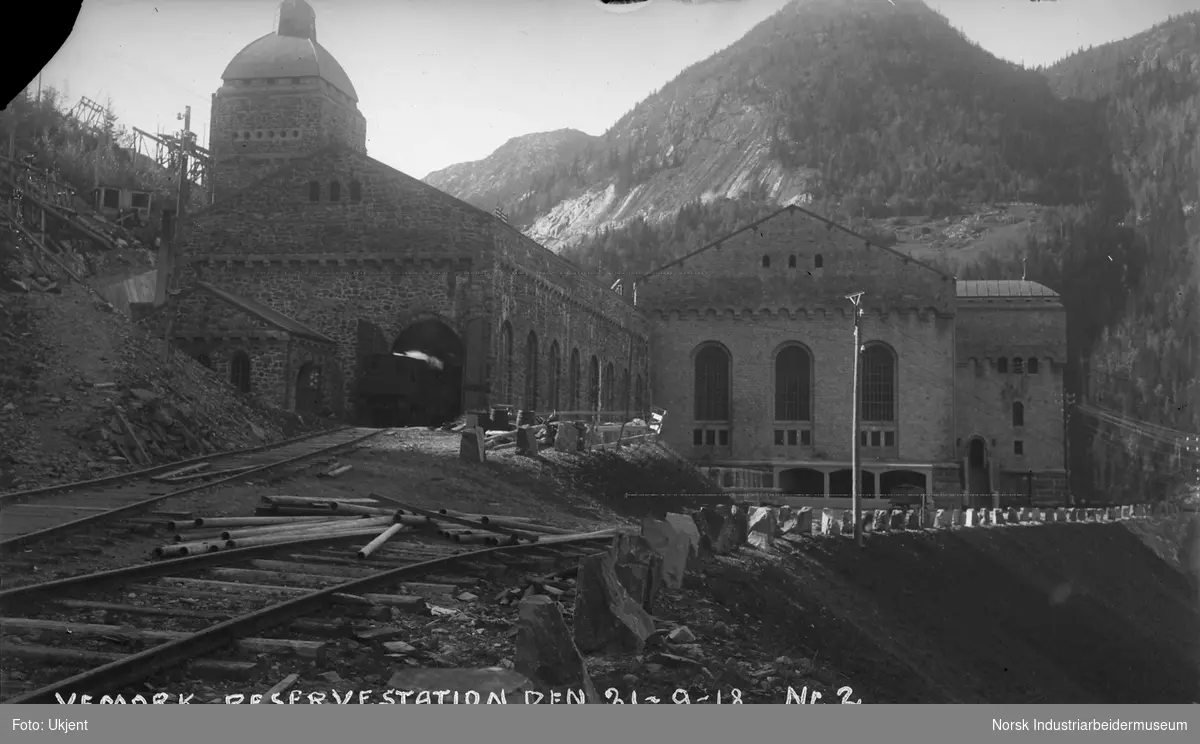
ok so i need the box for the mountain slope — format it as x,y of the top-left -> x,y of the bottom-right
424,129 -> 598,212
425,0 -> 1115,251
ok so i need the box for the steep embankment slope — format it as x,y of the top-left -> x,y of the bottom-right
627,515 -> 1200,703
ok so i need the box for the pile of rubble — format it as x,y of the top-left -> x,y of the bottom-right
457,414 -> 655,462
0,283 -> 311,492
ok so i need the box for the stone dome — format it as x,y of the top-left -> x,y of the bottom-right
221,0 -> 358,102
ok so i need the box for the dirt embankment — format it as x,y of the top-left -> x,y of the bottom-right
660,514 -> 1200,704
0,282 -> 330,492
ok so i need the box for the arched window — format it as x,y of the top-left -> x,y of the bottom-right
1012,401 -> 1024,427
349,180 -> 362,201
635,374 -> 644,414
229,351 -> 252,394
500,322 -> 513,404
694,344 -> 731,421
774,344 -> 812,421
814,254 -> 824,269
604,361 -> 615,411
861,343 -> 896,422
569,348 -> 581,411
761,255 -> 770,268
588,355 -> 601,412
1012,357 -> 1024,374
329,180 -> 341,201
620,367 -> 630,413
548,341 -> 561,412
524,331 -> 539,411
1027,357 -> 1039,374
788,255 -> 797,268
997,357 -> 1008,373
308,181 -> 320,201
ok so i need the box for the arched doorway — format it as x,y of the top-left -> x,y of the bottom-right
295,362 -> 322,414
967,436 -> 990,499
356,318 -> 464,427
828,468 -> 877,498
778,468 -> 824,495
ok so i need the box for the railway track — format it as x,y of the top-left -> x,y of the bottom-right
0,426 -> 385,561
0,504 -> 618,704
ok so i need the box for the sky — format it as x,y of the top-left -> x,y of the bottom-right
28,0 -> 1200,179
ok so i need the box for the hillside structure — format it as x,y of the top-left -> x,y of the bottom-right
171,1 -> 1067,503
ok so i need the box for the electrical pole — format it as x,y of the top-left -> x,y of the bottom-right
847,291 -> 865,548
156,106 -> 194,362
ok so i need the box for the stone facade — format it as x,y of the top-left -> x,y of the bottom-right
955,288 -> 1068,501
633,205 -> 1068,502
176,142 -> 645,421
208,77 -> 367,203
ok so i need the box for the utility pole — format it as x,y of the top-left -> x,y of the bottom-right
156,106 -> 195,362
847,291 -> 865,548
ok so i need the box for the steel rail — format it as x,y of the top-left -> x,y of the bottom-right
0,425 -> 353,508
3,530 -> 619,703
0,428 -> 386,553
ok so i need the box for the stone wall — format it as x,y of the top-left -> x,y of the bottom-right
179,145 -> 646,421
182,259 -> 480,417
635,206 -> 956,318
491,223 -> 650,415
648,307 -> 955,464
173,337 -> 288,409
208,79 -> 366,202
955,302 -> 1067,478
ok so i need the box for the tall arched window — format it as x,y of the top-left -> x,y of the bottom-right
1027,357 -> 1039,374
569,348 -> 581,411
604,361 -> 615,411
693,343 -> 731,421
620,367 -> 630,414
229,351 -> 252,394
329,180 -> 341,201
997,357 -> 1008,373
861,343 -> 896,422
774,344 -> 812,421
524,331 -> 539,411
500,322 -> 513,404
548,341 -> 561,412
588,355 -> 601,412
1012,357 -> 1024,374
1012,401 -> 1025,427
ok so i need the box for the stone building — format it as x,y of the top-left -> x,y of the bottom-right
173,0 -> 648,425
633,205 -> 1068,504
172,1 -> 1067,502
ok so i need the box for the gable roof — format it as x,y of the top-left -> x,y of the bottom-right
634,203 -> 955,283
195,281 -> 335,344
957,280 -> 1060,299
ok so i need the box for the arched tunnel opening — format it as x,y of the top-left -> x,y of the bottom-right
357,319 -> 465,428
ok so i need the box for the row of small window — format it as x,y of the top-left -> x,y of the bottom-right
233,129 -> 302,141
308,180 -> 363,202
231,77 -> 312,87
762,254 -> 824,269
997,357 -> 1040,374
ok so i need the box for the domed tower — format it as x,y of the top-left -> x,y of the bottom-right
208,0 -> 367,202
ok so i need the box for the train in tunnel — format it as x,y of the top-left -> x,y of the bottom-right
356,352 -> 464,428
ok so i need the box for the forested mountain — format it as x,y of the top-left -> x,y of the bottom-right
427,0 -> 1117,257
427,0 -> 1199,502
